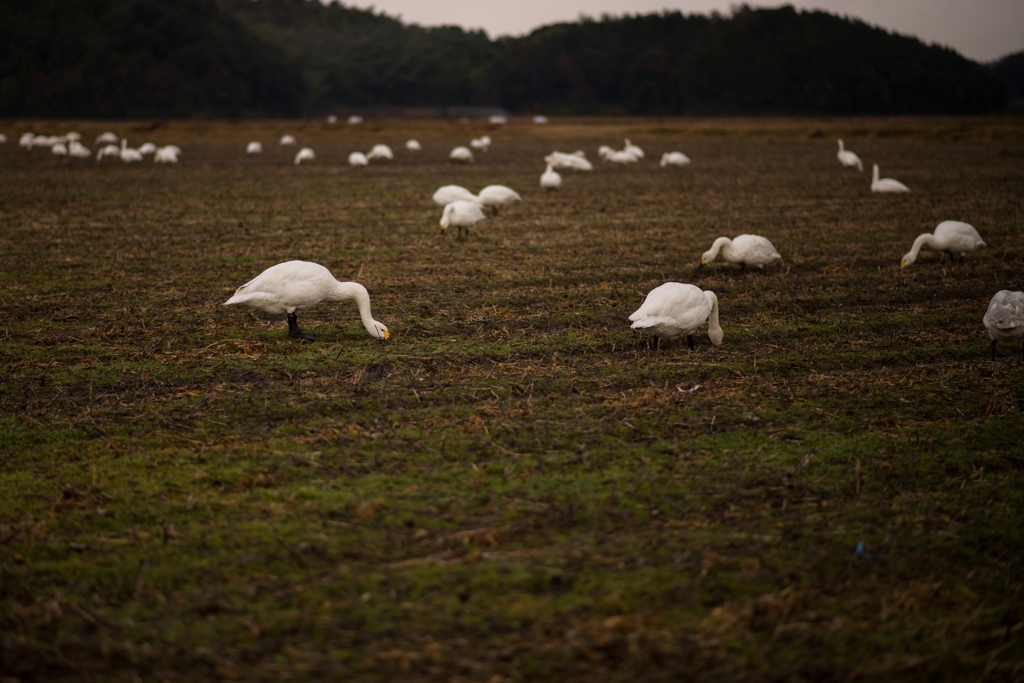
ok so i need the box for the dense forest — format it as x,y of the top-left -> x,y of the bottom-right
990,50 -> 1024,105
0,0 -> 1012,118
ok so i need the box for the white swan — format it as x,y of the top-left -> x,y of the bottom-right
901,221 -> 986,267
68,141 -> 91,158
51,143 -> 68,155
441,200 -> 486,238
983,290 -> 1024,361
246,141 -> 263,154
19,133 -> 34,149
96,132 -> 119,144
606,149 -> 639,165
348,152 -> 368,167
224,260 -> 389,342
348,115 -> 363,124
367,144 -> 394,160
533,115 -> 548,124
871,164 -> 909,193
433,185 -> 479,206
478,185 -> 521,213
540,163 -> 561,190
470,136 -> 491,151
545,151 -> 593,171
163,145 -> 181,155
120,140 -> 143,163
623,139 -> 645,158
154,146 -> 178,163
279,135 -> 295,146
488,115 -> 507,124
701,235 -> 782,270
65,132 -> 81,142
630,283 -> 723,350
327,115 -> 337,124
97,144 -> 121,160
449,146 -> 474,163
294,148 -> 315,165
138,143 -> 157,155
0,134 -> 6,143
406,139 -> 421,151
837,140 -> 863,171
660,152 -> 691,167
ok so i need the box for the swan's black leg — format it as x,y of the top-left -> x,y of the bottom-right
991,339 -> 997,362
959,254 -> 965,264
740,263 -> 746,272
287,312 -> 315,341
1020,340 -> 1023,362
687,334 -> 695,351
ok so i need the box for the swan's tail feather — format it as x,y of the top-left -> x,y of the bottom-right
630,316 -> 673,330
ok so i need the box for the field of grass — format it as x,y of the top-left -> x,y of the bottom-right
1,117 -> 1023,682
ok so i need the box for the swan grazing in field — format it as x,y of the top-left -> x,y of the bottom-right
138,143 -> 157,155
279,135 -> 296,146
470,135 -> 491,152
606,149 -> 640,165
65,132 -> 81,142
489,115 -> 507,124
660,152 -> 691,167
478,185 -> 521,213
19,132 -> 35,149
630,283 -> 723,350
96,132 -> 119,144
154,146 -> 178,163
837,140 -> 863,171
901,221 -> 986,267
441,200 -> 487,238
348,152 -> 368,167
871,164 -> 909,193
533,115 -> 548,124
406,139 -> 421,151
97,144 -> 121,160
224,261 -> 389,342
540,164 -> 561,190
367,144 -> 394,160
247,141 -> 263,154
984,290 -> 1024,361
120,140 -> 143,163
68,141 -> 91,158
701,235 -> 782,270
433,185 -> 479,206
0,134 -> 8,143
545,151 -> 593,171
623,139 -> 645,158
449,146 -> 474,163
348,115 -> 363,124
294,147 -> 316,165
51,143 -> 68,155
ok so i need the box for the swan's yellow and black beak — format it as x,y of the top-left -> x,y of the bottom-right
698,259 -> 705,268
382,330 -> 390,341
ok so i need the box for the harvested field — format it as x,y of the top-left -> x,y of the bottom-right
1,117 -> 1023,682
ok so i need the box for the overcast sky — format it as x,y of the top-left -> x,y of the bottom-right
343,0 -> 1024,62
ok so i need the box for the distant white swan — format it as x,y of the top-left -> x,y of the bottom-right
162,145 -> 181,155
701,235 -> 782,270
660,152 -> 691,167
68,141 -> 91,158
478,185 -> 521,213
97,144 -> 121,160
138,143 -> 157,155
294,147 -> 315,165
540,163 -> 561,190
470,135 -> 491,151
983,290 -> 1024,361
606,149 -> 639,165
871,164 -> 909,193
327,115 -> 337,124
837,139 -> 863,171
224,260 -> 389,342
120,140 -> 143,163
348,152 -> 368,167
367,144 -> 394,160
623,139 -> 645,158
630,283 -> 723,350
279,135 -> 296,146
348,115 -> 363,124
545,151 -> 593,171
246,141 -> 263,154
51,143 -> 68,155
19,133 -> 34,149
488,115 -> 507,124
433,185 -> 479,206
533,115 -> 548,124
901,221 -> 986,267
65,132 -> 81,142
96,132 -> 119,144
449,146 -> 474,163
406,139 -> 421,151
0,134 -> 6,143
154,146 -> 178,163
441,200 -> 487,238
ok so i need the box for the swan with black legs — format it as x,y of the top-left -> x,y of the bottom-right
630,283 -> 723,351
440,200 -> 486,239
901,221 -> 986,267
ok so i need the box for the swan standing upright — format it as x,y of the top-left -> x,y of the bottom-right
836,140 -> 863,171
701,235 -> 782,270
901,221 -> 986,267
224,261 -> 389,342
120,140 -> 143,163
440,201 -> 486,238
540,164 -> 561,190
630,283 -> 723,350
871,164 -> 909,193
983,290 -> 1024,361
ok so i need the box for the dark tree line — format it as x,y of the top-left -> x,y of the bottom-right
0,0 -> 1010,118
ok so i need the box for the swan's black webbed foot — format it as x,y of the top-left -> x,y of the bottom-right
687,334 -> 695,351
287,312 -> 315,341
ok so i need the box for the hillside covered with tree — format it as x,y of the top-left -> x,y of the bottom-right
0,0 -> 1010,118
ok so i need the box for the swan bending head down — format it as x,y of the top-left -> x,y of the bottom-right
630,282 -> 723,349
224,260 -> 389,342
901,221 -> 986,268
701,235 -> 781,270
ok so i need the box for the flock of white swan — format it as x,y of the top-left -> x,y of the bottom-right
5,128 -> 1019,358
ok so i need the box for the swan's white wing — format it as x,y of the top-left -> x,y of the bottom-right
984,291 -> 1024,335
630,283 -> 708,336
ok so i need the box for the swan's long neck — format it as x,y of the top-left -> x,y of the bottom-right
872,165 -> 879,185
331,281 -> 381,337
709,237 -> 731,260
838,139 -> 844,152
121,139 -> 126,152
705,291 -> 723,345
907,233 -> 937,262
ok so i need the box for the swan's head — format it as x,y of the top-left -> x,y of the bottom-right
900,252 -> 915,268
709,325 -> 724,346
440,203 -> 453,231
371,322 -> 390,341
700,249 -> 716,266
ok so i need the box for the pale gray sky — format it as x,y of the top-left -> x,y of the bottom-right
344,0 -> 1024,62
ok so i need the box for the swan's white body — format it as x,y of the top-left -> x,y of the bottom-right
660,152 -> 691,167
279,135 -> 296,146
138,143 -> 157,155
120,140 -> 143,163
65,132 -> 81,142
837,140 -> 863,171
367,144 -> 394,160
441,200 -> 486,237
154,146 -> 178,163
606,150 -> 639,164
68,141 -> 91,158
246,141 -> 263,154
901,221 -> 986,267
294,148 -> 315,165
449,146 -> 474,163
545,151 -> 593,171
470,135 -> 491,151
327,115 -> 337,124
478,185 -> 521,210
348,152 -> 368,167
540,164 -> 561,189
163,145 -> 181,155
19,133 -> 35,149
348,115 -> 363,124
702,235 -> 782,269
96,132 -> 119,144
489,115 -> 507,124
406,139 -> 421,151
224,261 -> 389,341
630,283 -> 723,346
97,144 -> 121,160
433,185 -> 479,206
0,134 -> 6,143
51,143 -> 68,155
983,290 -> 1024,360
871,164 -> 909,193
623,139 -> 645,159
533,115 -> 548,124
